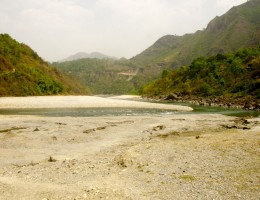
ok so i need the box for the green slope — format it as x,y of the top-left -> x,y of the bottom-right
142,47 -> 260,101
131,0 -> 260,69
0,34 -> 89,96
54,58 -> 138,94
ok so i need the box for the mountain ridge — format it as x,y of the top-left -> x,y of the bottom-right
60,52 -> 117,62
131,0 -> 260,69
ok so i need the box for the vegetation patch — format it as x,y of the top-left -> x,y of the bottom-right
142,47 -> 260,102
0,34 -> 89,96
54,58 -> 138,94
179,174 -> 196,181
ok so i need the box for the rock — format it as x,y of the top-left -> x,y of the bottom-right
165,93 -> 178,101
48,156 -> 57,162
33,128 -> 40,131
114,155 -> 127,168
243,101 -> 254,110
226,102 -> 232,108
253,103 -> 260,111
199,101 -> 206,106
52,136 -> 57,141
222,125 -> 238,129
152,125 -> 165,131
96,126 -> 106,130
55,122 -> 67,125
242,127 -> 250,130
83,129 -> 95,133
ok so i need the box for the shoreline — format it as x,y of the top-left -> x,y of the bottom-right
143,94 -> 260,111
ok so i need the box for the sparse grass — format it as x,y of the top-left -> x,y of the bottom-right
179,174 -> 196,181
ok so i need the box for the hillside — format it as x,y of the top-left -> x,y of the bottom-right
61,52 -> 117,62
53,58 -> 137,94
53,0 -> 260,95
131,0 -> 260,69
0,34 -> 89,96
142,47 -> 260,107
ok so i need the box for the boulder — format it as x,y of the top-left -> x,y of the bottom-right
165,93 -> 178,100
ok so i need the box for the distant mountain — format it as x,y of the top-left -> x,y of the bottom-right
61,52 -> 117,62
0,34 -> 89,96
54,58 -> 137,94
131,0 -> 260,69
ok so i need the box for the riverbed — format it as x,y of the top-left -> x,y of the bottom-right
0,96 -> 259,199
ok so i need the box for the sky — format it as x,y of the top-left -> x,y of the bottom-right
0,0 -> 247,62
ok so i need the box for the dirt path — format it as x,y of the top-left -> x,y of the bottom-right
0,114 -> 259,199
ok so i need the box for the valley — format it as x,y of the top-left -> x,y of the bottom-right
0,1 -> 259,199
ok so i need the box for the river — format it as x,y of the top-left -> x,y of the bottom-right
0,101 -> 258,117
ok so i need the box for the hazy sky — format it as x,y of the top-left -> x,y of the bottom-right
0,0 -> 247,61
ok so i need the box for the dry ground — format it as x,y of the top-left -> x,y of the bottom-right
0,113 -> 259,200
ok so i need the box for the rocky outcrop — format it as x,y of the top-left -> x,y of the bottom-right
145,94 -> 260,111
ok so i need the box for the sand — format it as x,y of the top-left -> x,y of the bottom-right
0,96 -> 259,200
0,95 -> 192,111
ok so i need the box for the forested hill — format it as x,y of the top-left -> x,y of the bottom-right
0,34 -> 89,96
131,0 -> 260,69
54,58 -> 137,94
142,47 -> 260,103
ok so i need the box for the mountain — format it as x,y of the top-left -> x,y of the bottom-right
0,34 -> 89,96
54,0 -> 260,95
61,52 -> 117,62
54,58 -> 137,94
131,0 -> 260,69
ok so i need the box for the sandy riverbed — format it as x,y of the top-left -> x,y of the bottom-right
0,96 -> 259,199
0,95 -> 192,111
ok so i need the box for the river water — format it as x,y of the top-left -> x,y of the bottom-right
0,102 -> 258,117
